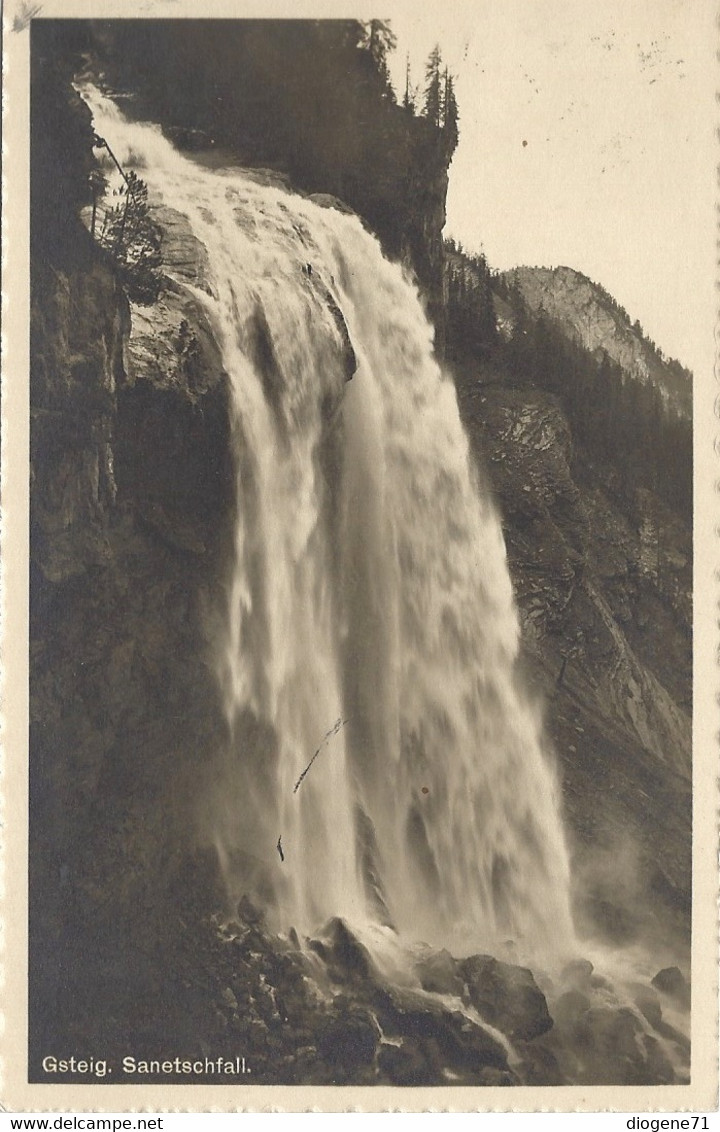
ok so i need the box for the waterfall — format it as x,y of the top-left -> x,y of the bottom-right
83,88 -> 575,962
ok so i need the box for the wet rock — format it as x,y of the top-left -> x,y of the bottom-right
560,958 -> 594,990
316,1009 -> 379,1069
553,988 -> 591,1026
319,281 -> 357,381
127,283 -> 225,397
306,935 -> 327,958
414,946 -> 464,998
641,1034 -> 676,1085
149,204 -> 212,289
514,1038 -> 565,1085
378,1039 -> 432,1086
655,1018 -> 690,1057
237,894 -> 265,927
628,982 -> 662,1029
651,966 -> 690,1009
566,1004 -> 657,1085
376,986 -> 510,1077
459,954 -> 553,1041
313,917 -> 378,985
589,971 -> 613,991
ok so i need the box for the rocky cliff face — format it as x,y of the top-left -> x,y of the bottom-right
30,209 -> 237,1033
455,369 -> 691,953
458,263 -> 693,957
398,158 -> 449,352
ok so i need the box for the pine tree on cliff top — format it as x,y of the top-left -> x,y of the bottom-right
361,19 -> 396,63
442,67 -> 459,154
424,45 -> 443,128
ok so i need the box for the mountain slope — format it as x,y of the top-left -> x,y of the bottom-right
499,265 -> 691,417
449,257 -> 692,953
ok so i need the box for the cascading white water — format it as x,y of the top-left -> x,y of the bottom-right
84,88 -> 575,962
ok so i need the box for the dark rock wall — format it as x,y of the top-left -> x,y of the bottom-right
398,155 -> 449,353
30,205 -> 237,1053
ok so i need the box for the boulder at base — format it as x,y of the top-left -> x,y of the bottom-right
459,954 -> 553,1042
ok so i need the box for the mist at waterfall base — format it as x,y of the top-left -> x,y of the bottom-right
83,89 -> 675,1002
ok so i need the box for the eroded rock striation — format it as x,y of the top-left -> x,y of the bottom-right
455,356 -> 691,952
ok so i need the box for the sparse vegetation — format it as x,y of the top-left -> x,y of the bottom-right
97,170 -> 163,304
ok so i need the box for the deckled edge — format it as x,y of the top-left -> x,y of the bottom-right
0,0 -> 718,1114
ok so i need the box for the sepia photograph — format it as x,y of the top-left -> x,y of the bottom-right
2,0 -> 717,1111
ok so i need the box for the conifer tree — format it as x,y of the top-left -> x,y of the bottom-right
424,45 -> 443,128
99,170 -> 163,304
360,20 -> 396,98
442,67 -> 459,153
362,18 -> 396,67
403,52 -> 414,112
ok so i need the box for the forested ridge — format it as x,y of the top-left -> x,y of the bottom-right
444,242 -> 692,518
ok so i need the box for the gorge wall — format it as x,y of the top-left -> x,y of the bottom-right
450,266 -> 692,952
30,52 -> 238,1048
